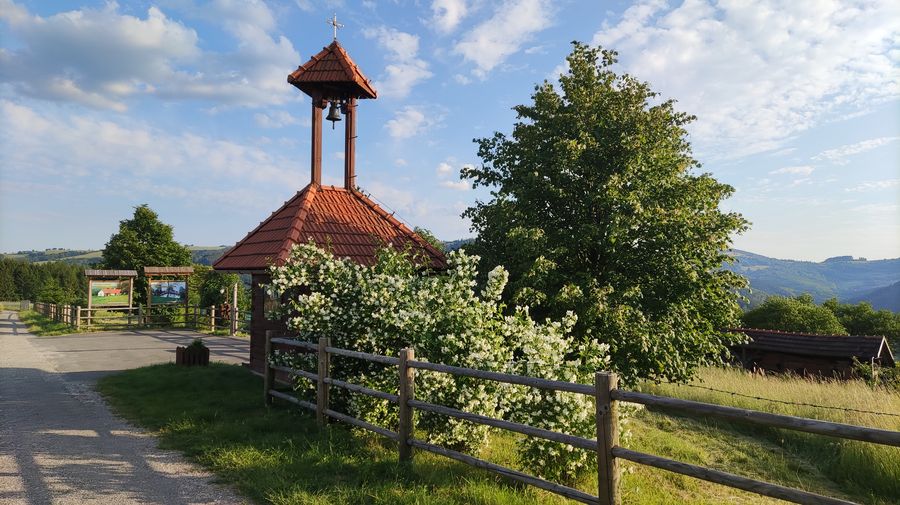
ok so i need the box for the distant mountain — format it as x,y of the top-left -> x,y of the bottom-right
724,250 -> 900,308
2,247 -> 230,267
849,281 -> 900,312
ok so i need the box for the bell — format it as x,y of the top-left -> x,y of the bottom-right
326,101 -> 342,128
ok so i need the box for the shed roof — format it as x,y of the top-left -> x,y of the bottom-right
729,328 -> 894,366
288,40 -> 377,99
143,266 -> 195,276
213,184 -> 446,272
84,269 -> 138,278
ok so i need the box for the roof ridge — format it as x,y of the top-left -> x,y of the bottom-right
728,327 -> 886,339
349,188 -> 446,264
278,183 -> 319,263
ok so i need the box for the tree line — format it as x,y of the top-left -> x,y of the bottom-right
2,205 -> 248,311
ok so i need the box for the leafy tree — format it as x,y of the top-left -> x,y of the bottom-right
101,204 -> 191,304
461,42 -> 749,384
189,265 -> 249,311
742,295 -> 847,335
413,226 -> 446,252
823,298 -> 900,349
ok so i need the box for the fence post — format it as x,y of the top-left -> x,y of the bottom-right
398,347 -> 416,462
264,330 -> 274,406
596,372 -> 620,505
75,306 -> 81,330
316,337 -> 331,426
210,305 -> 216,332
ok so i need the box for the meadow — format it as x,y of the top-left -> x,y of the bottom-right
97,364 -> 898,504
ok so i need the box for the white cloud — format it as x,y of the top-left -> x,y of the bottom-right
436,162 -> 453,175
592,0 -> 900,159
396,158 -> 408,166
813,136 -> 900,164
769,165 -> 814,176
440,180 -> 470,191
0,100 -> 300,187
254,110 -> 305,128
385,105 -> 435,139
845,179 -> 900,192
455,0 -> 552,78
431,0 -> 468,34
363,26 -> 433,98
0,1 -> 301,110
453,74 -> 472,85
294,0 -> 314,12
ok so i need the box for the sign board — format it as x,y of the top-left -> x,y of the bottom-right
149,280 -> 187,305
90,280 -> 131,307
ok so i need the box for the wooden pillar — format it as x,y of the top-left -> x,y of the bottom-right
398,347 -> 416,461
184,276 -> 190,328
316,337 -> 331,426
86,279 -> 92,326
127,277 -> 133,309
596,372 -> 620,505
311,96 -> 323,185
230,282 -> 238,336
75,306 -> 81,330
210,305 -> 216,332
343,98 -> 357,190
264,330 -> 274,405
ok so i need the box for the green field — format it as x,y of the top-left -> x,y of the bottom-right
91,294 -> 130,306
97,364 -> 897,504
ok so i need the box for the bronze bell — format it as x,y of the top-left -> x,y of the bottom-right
326,101 -> 342,128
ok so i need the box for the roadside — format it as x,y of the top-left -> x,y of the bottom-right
0,310 -> 248,504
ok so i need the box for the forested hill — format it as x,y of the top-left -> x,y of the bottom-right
724,250 -> 900,308
4,245 -> 898,311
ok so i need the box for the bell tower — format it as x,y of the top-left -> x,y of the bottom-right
287,19 -> 377,189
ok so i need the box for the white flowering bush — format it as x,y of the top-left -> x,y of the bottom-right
267,242 -> 612,483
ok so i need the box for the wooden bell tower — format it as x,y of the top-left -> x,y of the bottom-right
287,26 -> 377,189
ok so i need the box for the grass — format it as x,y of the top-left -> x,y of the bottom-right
17,309 -> 75,336
644,367 -> 900,503
96,364 -> 890,505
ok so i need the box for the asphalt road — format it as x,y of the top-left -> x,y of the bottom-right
0,311 -> 250,504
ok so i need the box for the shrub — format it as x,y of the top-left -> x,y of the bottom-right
267,242 -> 611,483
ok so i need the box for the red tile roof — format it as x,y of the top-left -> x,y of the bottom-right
288,41 -> 377,99
213,184 -> 446,272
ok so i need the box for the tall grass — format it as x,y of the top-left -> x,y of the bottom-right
644,367 -> 900,503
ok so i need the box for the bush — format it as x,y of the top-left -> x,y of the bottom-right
267,243 -> 611,483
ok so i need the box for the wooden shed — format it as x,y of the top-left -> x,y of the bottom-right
214,37 -> 445,373
728,328 -> 895,378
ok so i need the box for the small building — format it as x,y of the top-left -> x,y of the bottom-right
214,36 -> 445,372
728,327 -> 895,378
97,288 -> 122,297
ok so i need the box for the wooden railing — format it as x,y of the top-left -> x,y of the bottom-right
29,301 -> 250,335
264,332 -> 900,505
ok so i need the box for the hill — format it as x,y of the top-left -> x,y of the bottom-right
724,250 -> 900,307
2,247 -> 230,267
849,281 -> 900,312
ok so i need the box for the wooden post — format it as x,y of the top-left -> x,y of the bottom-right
398,347 -> 416,461
230,282 -> 238,336
193,305 -> 198,329
210,305 -> 216,332
596,372 -> 620,505
316,337 -> 331,426
137,304 -> 143,327
184,276 -> 190,328
310,96 -> 323,185
127,277 -> 133,310
343,98 -> 357,189
264,330 -> 274,406
75,306 -> 81,330
86,278 -> 92,325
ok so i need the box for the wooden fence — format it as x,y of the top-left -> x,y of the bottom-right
263,332 -> 900,505
30,301 -> 249,336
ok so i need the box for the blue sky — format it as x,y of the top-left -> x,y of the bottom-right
0,0 -> 898,261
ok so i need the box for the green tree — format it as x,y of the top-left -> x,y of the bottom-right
743,295 -> 847,335
189,265 -> 249,311
823,298 -> 900,348
101,205 -> 191,304
413,227 -> 446,252
461,42 -> 749,384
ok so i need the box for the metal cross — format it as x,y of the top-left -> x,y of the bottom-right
327,13 -> 343,41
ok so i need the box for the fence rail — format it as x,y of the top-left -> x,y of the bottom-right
264,332 -> 898,505
29,301 -> 250,336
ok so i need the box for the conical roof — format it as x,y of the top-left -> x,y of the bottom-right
287,40 -> 377,99
213,184 -> 446,271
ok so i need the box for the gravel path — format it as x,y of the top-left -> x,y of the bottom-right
0,311 -> 246,505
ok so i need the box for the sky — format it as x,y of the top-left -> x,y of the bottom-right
0,0 -> 898,261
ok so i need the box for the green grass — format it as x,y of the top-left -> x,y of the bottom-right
644,367 -> 900,503
17,309 -> 74,336
97,364 -> 886,505
98,363 -> 574,505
